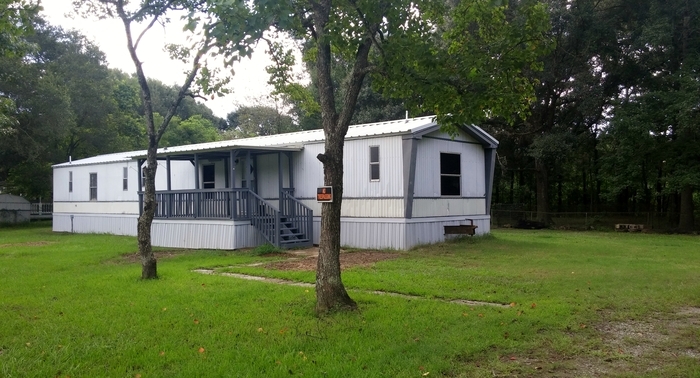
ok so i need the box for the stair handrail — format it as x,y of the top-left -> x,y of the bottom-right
280,190 -> 313,245
248,190 -> 281,247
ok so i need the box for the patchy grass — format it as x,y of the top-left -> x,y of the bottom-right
1,226 -> 699,377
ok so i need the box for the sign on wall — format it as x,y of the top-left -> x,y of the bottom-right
316,186 -> 333,202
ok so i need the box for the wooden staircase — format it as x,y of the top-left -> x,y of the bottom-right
249,190 -> 313,249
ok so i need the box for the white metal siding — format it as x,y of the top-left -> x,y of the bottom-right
298,198 -> 404,218
54,201 -> 140,215
169,161 -> 196,190
53,160 -> 193,203
411,198 -> 486,218
342,136 -> 404,198
293,144 -> 325,199
413,131 -> 485,198
256,153 -> 290,199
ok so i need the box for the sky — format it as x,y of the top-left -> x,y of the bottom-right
40,0 -> 280,118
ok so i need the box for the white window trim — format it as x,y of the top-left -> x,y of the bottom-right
89,172 -> 98,201
440,152 -> 461,197
369,145 -> 380,181
123,167 -> 128,191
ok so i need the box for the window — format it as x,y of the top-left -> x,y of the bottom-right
89,173 -> 97,201
202,164 -> 215,189
440,153 -> 461,196
123,167 -> 128,191
69,171 -> 73,193
369,146 -> 380,181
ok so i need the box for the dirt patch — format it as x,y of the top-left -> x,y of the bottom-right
565,308 -> 699,377
0,241 -> 55,248
264,251 -> 401,271
490,307 -> 700,377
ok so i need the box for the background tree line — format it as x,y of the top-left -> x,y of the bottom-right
484,0 -> 699,232
2,0 -> 698,232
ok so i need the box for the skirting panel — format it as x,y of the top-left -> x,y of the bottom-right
54,213 -> 490,251
149,220 -> 267,250
53,213 -> 266,250
53,213 -> 138,236
312,215 -> 491,250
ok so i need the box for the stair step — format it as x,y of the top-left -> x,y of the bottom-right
280,239 -> 311,248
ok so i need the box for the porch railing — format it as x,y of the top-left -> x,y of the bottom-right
30,202 -> 53,215
141,188 -> 313,248
248,191 -> 281,246
150,189 -> 251,220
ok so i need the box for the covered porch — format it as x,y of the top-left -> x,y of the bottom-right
137,145 -> 313,249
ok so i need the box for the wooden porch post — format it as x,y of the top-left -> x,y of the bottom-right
166,156 -> 171,218
194,153 -> 199,218
287,152 -> 294,191
230,150 -> 238,219
278,152 -> 283,211
246,151 -> 252,216
166,156 -> 171,191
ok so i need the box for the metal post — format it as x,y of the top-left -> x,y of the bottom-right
166,156 -> 171,218
194,154 -> 199,218
245,151 -> 251,191
287,152 -> 294,191
278,152 -> 283,213
230,150 -> 239,219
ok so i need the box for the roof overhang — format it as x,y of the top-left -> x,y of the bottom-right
133,144 -> 304,161
407,123 -> 499,148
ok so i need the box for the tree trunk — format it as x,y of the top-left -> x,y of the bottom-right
310,0 -> 372,313
315,138 -> 355,312
678,185 -> 694,233
117,6 -> 160,280
114,1 -> 209,280
535,159 -> 551,224
138,154 -> 158,279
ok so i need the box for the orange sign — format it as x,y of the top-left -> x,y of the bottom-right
316,186 -> 333,202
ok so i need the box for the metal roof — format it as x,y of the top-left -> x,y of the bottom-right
147,115 -> 438,157
53,150 -> 146,168
53,116 -> 498,168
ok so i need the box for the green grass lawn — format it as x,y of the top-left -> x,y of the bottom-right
1,223 -> 699,377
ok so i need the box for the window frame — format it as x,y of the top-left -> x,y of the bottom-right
141,166 -> 146,188
89,172 -> 98,201
202,164 -> 216,189
369,145 -> 380,181
122,167 -> 128,191
439,152 -> 461,197
69,171 -> 73,193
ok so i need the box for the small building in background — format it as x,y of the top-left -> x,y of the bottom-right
0,194 -> 31,224
51,116 -> 498,250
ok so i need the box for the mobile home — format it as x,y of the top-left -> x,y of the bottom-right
52,116 -> 498,250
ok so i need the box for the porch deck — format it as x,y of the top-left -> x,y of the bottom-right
140,188 -> 313,249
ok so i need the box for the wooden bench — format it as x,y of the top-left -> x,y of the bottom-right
444,219 -> 478,236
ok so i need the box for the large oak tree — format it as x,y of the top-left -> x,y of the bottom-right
75,0 -> 264,278
258,0 -> 551,313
